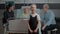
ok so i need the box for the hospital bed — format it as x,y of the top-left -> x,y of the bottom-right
7,19 -> 28,34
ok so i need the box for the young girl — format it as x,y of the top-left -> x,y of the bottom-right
27,4 -> 41,34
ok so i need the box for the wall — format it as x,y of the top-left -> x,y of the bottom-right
0,0 -> 60,4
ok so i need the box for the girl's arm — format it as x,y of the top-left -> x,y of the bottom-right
34,14 -> 41,32
27,20 -> 33,32
35,20 -> 40,31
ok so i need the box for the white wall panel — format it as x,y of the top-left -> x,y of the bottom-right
49,0 -> 60,3
0,0 -> 60,4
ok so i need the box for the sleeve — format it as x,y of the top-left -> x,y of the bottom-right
3,12 -> 8,23
37,14 -> 41,21
41,15 -> 45,23
46,11 -> 55,26
13,12 -> 14,17
4,12 -> 8,20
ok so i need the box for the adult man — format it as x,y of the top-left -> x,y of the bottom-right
41,4 -> 56,34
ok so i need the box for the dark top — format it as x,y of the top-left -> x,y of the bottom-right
29,15 -> 38,30
3,10 -> 14,24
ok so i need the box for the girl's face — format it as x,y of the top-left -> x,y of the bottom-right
31,6 -> 36,11
31,5 -> 36,13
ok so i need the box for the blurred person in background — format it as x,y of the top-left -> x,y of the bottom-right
20,6 -> 29,19
41,4 -> 56,34
3,3 -> 15,34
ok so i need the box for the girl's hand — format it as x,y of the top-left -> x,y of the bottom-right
30,29 -> 33,33
34,29 -> 37,33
